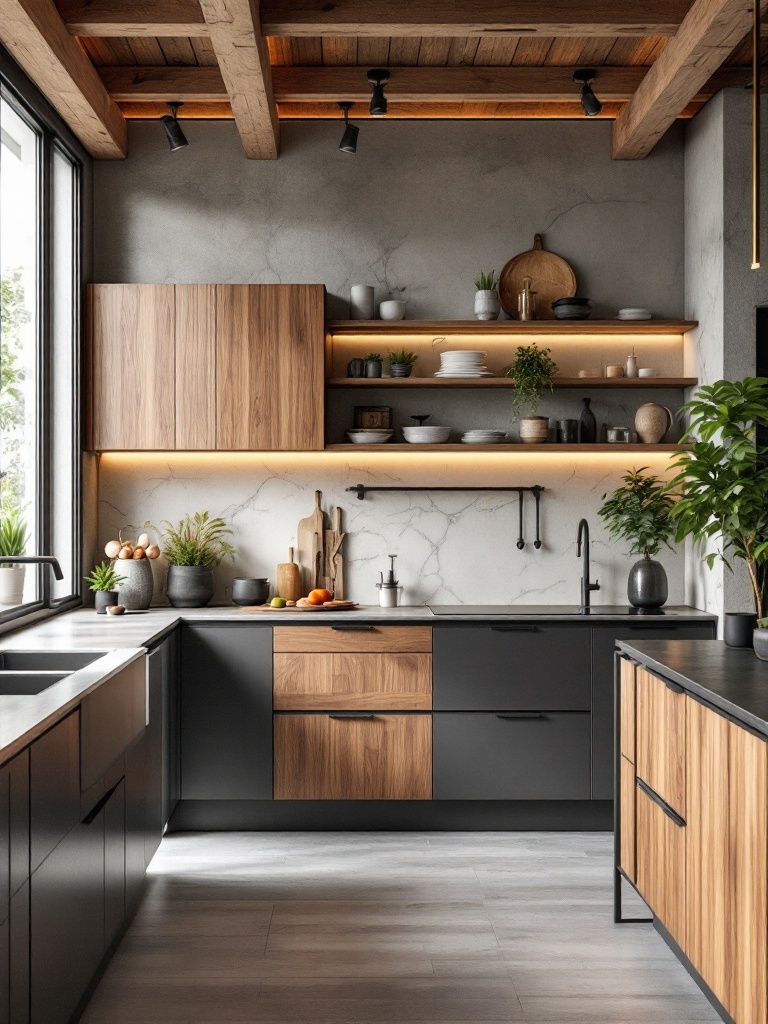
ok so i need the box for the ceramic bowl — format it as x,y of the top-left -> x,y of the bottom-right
379,300 -> 407,321
402,426 -> 451,443
638,368 -> 656,378
346,430 -> 393,444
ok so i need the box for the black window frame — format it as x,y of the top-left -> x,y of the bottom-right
1,46 -> 91,628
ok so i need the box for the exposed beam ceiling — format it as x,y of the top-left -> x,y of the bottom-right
198,0 -> 279,158
613,0 -> 765,159
56,0 -> 694,38
1,0 -> 127,157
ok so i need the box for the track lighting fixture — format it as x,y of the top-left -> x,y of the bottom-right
572,69 -> 602,117
367,69 -> 390,116
338,102 -> 358,154
160,102 -> 188,152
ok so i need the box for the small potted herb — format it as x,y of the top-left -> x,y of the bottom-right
86,561 -> 127,615
504,344 -> 558,442
160,511 -> 235,607
474,270 -> 500,321
388,350 -> 418,379
0,509 -> 29,606
364,352 -> 383,378
599,468 -> 676,609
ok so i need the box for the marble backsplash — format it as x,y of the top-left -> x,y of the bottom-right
96,453 -> 686,608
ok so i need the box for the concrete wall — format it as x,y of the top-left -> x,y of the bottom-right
93,119 -> 689,607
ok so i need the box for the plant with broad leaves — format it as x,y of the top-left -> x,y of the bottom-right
503,343 -> 558,419
599,468 -> 676,560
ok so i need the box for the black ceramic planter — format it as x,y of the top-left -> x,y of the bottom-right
724,611 -> 757,648
365,359 -> 382,378
231,577 -> 270,606
628,558 -> 668,609
95,590 -> 119,614
754,628 -> 768,661
166,565 -> 215,608
390,363 -> 413,378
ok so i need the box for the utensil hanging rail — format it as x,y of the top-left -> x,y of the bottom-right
346,484 -> 544,501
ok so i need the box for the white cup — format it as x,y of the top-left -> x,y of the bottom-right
379,299 -> 407,321
350,285 -> 375,320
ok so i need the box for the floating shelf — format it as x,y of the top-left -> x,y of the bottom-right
327,376 -> 698,389
325,443 -> 691,453
327,319 -> 698,336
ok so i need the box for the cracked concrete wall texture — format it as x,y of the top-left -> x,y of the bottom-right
94,119 -> 687,606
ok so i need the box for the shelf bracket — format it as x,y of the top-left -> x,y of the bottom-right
346,484 -> 544,500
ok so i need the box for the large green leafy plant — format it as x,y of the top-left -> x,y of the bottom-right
160,511 -> 235,567
599,468 -> 676,560
669,377 -> 768,618
504,343 -> 558,419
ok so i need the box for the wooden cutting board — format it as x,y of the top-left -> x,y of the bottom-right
296,490 -> 326,594
276,547 -> 302,602
324,507 -> 346,600
499,234 -> 576,320
241,601 -> 359,612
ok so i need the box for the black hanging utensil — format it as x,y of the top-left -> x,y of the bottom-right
533,487 -> 542,549
517,492 -> 525,549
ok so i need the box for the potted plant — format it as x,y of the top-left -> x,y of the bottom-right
669,377 -> 768,649
103,530 -> 161,610
504,343 -> 558,443
599,468 -> 676,608
388,350 -> 418,379
0,509 -> 29,605
473,270 -> 500,321
160,511 -> 235,607
364,352 -> 382,378
86,561 -> 127,614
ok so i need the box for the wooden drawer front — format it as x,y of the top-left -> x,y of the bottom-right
273,713 -> 431,799
433,625 -> 590,710
273,653 -> 431,710
619,657 -> 636,763
619,755 -> 636,882
273,625 -> 432,654
433,712 -> 590,800
636,782 -> 686,946
636,666 -> 685,816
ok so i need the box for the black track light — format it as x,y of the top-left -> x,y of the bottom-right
572,69 -> 602,117
367,68 -> 390,116
161,102 -> 188,152
338,102 -> 358,154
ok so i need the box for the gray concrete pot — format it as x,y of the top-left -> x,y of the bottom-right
166,564 -> 214,607
94,590 -> 119,615
753,628 -> 768,661
115,557 -> 154,610
628,557 -> 668,609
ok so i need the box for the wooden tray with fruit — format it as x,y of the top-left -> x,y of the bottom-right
240,587 -> 358,612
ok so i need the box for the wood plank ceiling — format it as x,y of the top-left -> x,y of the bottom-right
0,0 -> 764,159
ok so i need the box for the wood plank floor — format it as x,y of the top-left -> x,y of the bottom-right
81,832 -> 719,1023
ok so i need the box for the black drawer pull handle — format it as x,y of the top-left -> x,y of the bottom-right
637,778 -> 686,828
329,713 -> 377,720
647,669 -> 685,694
331,625 -> 375,632
496,712 -> 544,720
629,625 -> 677,630
82,779 -> 122,826
490,625 -> 539,633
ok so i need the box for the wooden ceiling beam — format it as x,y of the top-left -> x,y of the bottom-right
1,0 -> 127,157
197,0 -> 279,158
613,0 -> 766,159
56,0 -> 209,36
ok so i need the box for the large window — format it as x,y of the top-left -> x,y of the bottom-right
1,69 -> 84,621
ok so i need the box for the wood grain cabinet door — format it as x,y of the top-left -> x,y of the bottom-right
175,285 -> 216,449
635,781 -> 686,946
619,755 -> 636,882
685,698 -> 767,1024
274,713 -> 432,799
88,284 -> 175,450
635,666 -> 686,816
619,657 -> 636,763
273,653 -> 432,710
216,284 -> 325,450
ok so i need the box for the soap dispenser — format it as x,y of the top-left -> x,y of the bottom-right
376,555 -> 402,608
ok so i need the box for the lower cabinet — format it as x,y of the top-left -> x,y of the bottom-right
618,755 -> 636,882
274,713 -> 432,799
433,712 -> 590,800
635,781 -> 686,945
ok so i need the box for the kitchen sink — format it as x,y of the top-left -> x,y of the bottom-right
0,671 -> 72,695
0,650 -> 106,671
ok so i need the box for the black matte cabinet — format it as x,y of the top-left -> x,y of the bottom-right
434,712 -> 591,799
181,624 -> 273,799
433,625 -> 591,710
29,711 -> 79,873
104,779 -> 126,948
1,752 -> 30,1024
145,643 -> 166,865
591,623 -> 716,799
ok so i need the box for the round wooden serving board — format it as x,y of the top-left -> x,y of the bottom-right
241,601 -> 359,612
499,234 -> 577,320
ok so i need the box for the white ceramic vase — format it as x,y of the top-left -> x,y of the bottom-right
474,289 -> 500,321
379,300 -> 406,321
0,565 -> 26,605
350,285 -> 375,320
519,416 -> 549,444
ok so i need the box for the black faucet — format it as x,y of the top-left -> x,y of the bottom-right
0,556 -> 64,581
576,519 -> 600,612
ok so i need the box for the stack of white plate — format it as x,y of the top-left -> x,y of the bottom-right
617,307 -> 652,321
460,429 -> 507,445
435,351 -> 493,378
346,429 -> 393,444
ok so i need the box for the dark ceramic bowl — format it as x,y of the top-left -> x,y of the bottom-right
231,577 -> 270,606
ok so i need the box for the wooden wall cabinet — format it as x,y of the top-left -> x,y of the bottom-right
88,283 -> 325,451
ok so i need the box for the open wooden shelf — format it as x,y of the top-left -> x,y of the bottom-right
327,376 -> 698,389
327,319 -> 698,336
325,443 -> 691,453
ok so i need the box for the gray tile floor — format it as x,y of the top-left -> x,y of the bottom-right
81,832 -> 720,1023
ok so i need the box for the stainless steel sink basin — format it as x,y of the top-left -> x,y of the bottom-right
0,671 -> 72,695
0,650 -> 105,671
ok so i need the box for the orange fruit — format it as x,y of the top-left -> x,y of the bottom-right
307,588 -> 333,605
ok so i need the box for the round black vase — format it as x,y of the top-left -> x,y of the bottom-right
723,611 -> 758,648
627,558 -> 668,609
166,565 -> 215,608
